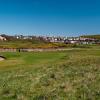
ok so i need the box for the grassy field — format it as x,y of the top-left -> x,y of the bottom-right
0,48 -> 100,100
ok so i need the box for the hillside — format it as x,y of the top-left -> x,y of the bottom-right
81,35 -> 100,39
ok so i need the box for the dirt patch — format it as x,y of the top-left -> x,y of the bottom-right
0,56 -> 6,61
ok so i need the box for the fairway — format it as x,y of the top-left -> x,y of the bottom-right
0,49 -> 100,100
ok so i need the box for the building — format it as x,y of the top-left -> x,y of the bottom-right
0,36 -> 6,41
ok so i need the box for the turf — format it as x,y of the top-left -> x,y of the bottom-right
0,49 -> 100,100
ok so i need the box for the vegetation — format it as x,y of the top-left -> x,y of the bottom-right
0,40 -> 96,49
0,47 -> 100,100
0,35 -> 49,48
0,41 -> 67,49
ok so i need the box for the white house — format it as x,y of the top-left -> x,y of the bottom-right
0,36 -> 6,41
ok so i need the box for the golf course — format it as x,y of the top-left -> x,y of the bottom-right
0,46 -> 100,100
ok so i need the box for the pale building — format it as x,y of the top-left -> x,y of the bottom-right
0,36 -> 6,41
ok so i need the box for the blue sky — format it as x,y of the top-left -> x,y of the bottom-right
0,0 -> 100,36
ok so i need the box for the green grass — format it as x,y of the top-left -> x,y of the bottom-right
0,48 -> 100,100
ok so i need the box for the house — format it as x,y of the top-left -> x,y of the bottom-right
79,37 -> 99,44
0,36 -> 6,41
64,37 -> 100,44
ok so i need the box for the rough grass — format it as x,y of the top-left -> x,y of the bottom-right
0,49 -> 100,100
0,41 -> 95,49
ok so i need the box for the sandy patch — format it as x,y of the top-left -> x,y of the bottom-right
0,56 -> 5,61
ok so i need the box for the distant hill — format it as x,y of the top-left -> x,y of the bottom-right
80,35 -> 100,39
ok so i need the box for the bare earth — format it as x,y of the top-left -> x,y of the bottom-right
0,57 -> 5,61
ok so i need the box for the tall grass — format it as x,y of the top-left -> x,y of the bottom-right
0,49 -> 100,99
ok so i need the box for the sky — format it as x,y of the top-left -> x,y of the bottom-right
0,0 -> 100,36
